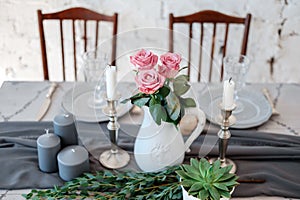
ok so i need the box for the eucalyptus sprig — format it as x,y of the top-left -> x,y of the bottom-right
23,166 -> 182,200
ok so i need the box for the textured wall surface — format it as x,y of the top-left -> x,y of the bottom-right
0,0 -> 300,84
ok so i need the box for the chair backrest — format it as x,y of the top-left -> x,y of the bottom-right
37,7 -> 118,81
169,10 -> 251,82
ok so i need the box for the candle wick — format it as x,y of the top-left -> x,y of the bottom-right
229,77 -> 232,83
45,129 -> 49,134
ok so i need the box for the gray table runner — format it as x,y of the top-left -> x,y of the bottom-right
0,121 -> 299,198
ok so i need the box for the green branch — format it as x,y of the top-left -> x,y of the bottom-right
23,166 -> 182,200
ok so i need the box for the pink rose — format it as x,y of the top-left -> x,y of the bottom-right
158,52 -> 181,78
130,49 -> 158,70
135,69 -> 166,94
158,65 -> 179,78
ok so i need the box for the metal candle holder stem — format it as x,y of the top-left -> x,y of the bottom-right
213,103 -> 237,173
99,98 -> 130,169
106,100 -> 118,153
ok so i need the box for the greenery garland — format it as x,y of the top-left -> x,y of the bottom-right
23,166 -> 182,200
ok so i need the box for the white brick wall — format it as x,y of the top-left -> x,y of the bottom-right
0,0 -> 300,83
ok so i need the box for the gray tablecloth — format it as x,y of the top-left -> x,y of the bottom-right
0,121 -> 299,198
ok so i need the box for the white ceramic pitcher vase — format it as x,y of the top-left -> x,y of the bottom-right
134,106 -> 205,172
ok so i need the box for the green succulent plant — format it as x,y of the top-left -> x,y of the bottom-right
176,158 -> 239,200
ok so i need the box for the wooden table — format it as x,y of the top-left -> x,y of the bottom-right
0,81 -> 299,200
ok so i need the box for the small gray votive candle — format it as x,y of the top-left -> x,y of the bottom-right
37,129 -> 61,173
57,145 -> 90,181
53,113 -> 78,147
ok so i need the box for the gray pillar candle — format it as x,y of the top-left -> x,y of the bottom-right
53,113 -> 78,147
37,129 -> 61,173
57,145 -> 90,181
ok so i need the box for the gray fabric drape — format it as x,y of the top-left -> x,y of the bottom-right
0,121 -> 299,198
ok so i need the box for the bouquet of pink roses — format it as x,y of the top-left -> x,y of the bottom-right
124,49 -> 196,126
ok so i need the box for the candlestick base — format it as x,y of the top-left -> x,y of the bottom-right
99,148 -> 130,169
209,157 -> 237,174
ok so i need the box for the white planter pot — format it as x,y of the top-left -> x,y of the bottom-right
182,185 -> 233,200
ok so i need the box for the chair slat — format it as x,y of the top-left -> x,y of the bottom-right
241,14 -> 252,55
72,20 -> 77,80
59,19 -> 65,80
169,14 -> 174,53
209,23 -> 217,82
37,8 -> 118,81
111,13 -> 118,66
37,10 -> 49,80
84,20 -> 87,52
169,10 -> 251,82
198,23 -> 204,81
95,21 -> 99,52
188,23 -> 192,77
221,24 -> 230,81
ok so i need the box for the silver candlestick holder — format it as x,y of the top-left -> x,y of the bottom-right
210,103 -> 237,173
99,98 -> 130,169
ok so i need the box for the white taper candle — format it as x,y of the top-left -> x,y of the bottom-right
222,78 -> 235,109
106,65 -> 117,99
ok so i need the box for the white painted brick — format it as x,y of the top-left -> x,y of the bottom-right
282,0 -> 300,19
275,35 -> 300,82
0,0 -> 300,83
248,0 -> 283,21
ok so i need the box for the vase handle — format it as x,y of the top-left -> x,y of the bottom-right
183,107 -> 206,152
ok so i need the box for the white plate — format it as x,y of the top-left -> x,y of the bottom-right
197,86 -> 272,129
61,83 -> 133,122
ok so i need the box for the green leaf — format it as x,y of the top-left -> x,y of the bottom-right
149,104 -> 167,125
219,189 -> 231,198
223,180 -> 239,187
188,182 -> 203,192
176,170 -> 200,182
158,86 -> 170,97
120,98 -> 130,104
181,180 -> 194,188
182,164 -> 200,177
130,92 -> 145,100
149,95 -> 160,106
198,189 -> 209,200
199,158 -> 210,178
165,91 -> 181,121
175,74 -> 189,81
181,97 -> 196,107
213,183 -> 228,191
212,159 -> 221,171
173,75 -> 190,96
133,97 -> 150,107
208,186 -> 220,200
190,158 -> 200,172
222,164 -> 233,175
213,167 -> 226,181
104,170 -> 113,177
216,173 -> 236,182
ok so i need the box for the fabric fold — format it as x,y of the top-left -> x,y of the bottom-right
0,121 -> 299,198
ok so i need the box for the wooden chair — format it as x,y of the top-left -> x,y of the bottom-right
37,7 -> 118,80
169,10 -> 251,82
